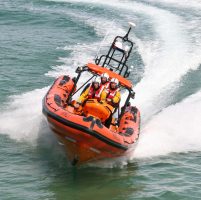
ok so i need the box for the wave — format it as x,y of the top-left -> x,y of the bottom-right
0,87 -> 49,142
133,89 -> 201,158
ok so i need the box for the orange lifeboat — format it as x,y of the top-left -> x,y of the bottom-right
43,23 -> 141,165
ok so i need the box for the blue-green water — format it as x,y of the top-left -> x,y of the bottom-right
1,0 -> 201,199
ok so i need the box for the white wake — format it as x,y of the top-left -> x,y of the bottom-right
0,87 -> 49,141
133,90 -> 201,158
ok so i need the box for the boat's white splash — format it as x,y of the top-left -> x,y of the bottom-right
0,87 -> 49,142
133,90 -> 201,159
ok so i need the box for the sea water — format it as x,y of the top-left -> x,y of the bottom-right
1,0 -> 201,199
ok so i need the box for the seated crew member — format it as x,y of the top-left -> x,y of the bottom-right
104,78 -> 121,127
100,72 -> 110,88
74,76 -> 106,108
105,78 -> 121,107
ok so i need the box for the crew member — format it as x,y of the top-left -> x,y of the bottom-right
105,78 -> 121,108
104,78 -> 121,127
74,76 -> 105,108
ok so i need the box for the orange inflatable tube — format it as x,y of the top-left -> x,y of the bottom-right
43,75 -> 140,165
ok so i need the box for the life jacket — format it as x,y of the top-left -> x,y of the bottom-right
88,84 -> 105,101
105,87 -> 120,99
105,87 -> 120,108
101,81 -> 109,89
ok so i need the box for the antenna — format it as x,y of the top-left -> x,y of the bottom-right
129,22 -> 136,27
123,22 -> 136,41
